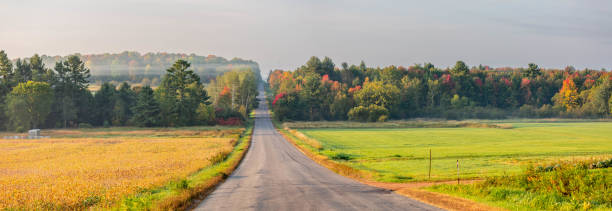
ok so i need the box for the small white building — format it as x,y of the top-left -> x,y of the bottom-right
28,129 -> 41,137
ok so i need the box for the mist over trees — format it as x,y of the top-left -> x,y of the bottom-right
268,56 -> 612,122
16,51 -> 261,86
0,50 -> 259,132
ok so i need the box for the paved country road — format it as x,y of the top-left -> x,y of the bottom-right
195,89 -> 442,211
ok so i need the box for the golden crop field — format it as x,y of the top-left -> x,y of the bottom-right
0,127 -> 243,209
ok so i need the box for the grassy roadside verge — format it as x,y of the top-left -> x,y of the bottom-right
271,119 -> 497,211
112,119 -> 254,210
427,159 -> 612,211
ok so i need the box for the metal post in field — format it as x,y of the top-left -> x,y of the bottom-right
428,149 -> 432,180
457,159 -> 460,184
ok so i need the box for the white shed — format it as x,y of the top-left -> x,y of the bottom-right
28,129 -> 41,137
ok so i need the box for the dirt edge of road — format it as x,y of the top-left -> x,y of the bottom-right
276,125 -> 503,211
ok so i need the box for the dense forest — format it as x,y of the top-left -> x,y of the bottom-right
0,50 -> 259,132
268,57 -> 612,121
17,51 -> 260,85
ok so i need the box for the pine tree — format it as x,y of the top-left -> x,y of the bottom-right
0,50 -> 14,130
94,83 -> 116,126
13,59 -> 32,84
156,60 -> 210,126
112,82 -> 135,126
132,86 -> 161,127
30,54 -> 55,83
54,55 -> 91,127
523,63 -> 542,78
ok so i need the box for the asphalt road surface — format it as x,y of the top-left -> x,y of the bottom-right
195,90 -> 442,211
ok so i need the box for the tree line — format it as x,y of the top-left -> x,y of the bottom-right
0,50 -> 259,132
268,56 -> 612,122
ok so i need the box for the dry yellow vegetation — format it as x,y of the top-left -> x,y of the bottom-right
0,128 -> 242,209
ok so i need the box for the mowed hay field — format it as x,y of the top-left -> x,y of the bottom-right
298,122 -> 612,182
0,127 -> 243,209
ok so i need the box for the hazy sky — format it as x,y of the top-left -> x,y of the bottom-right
1,0 -> 611,76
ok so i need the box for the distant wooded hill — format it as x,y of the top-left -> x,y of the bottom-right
30,51 -> 260,80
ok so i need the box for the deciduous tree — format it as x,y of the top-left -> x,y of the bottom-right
5,81 -> 54,131
451,61 -> 469,77
555,78 -> 580,111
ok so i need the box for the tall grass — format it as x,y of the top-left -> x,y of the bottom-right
284,127 -> 323,150
429,159 -> 612,210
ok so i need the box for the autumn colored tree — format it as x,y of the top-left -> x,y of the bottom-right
555,78 -> 580,111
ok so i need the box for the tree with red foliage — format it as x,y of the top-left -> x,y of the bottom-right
272,92 -> 285,106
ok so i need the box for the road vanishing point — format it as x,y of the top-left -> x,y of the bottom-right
195,89 -> 442,211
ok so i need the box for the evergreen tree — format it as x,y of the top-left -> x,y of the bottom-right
30,54 -> 56,83
132,86 -> 161,127
54,55 -> 91,127
300,73 -> 322,120
112,82 -> 135,126
0,50 -> 13,85
156,60 -> 210,126
0,50 -> 14,130
94,83 -> 116,126
75,89 -> 95,125
523,63 -> 542,78
13,59 -> 32,84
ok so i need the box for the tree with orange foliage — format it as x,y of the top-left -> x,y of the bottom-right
555,78 -> 580,111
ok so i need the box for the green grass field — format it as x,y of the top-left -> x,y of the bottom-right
298,122 -> 612,182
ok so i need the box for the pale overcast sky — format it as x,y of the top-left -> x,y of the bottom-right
1,0 -> 611,76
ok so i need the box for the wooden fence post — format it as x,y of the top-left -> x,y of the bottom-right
457,159 -> 460,184
428,149 -> 432,180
